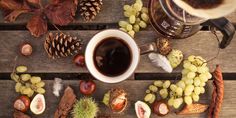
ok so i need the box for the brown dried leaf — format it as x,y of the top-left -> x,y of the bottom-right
26,0 -> 41,7
4,10 -> 29,22
177,104 -> 209,115
0,0 -> 22,10
44,0 -> 78,26
27,14 -> 48,37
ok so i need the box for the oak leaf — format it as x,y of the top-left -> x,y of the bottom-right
27,14 -> 48,37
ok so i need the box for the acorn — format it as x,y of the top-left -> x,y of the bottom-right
20,43 -> 33,56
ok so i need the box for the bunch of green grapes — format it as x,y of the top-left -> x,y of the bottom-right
118,0 -> 149,38
11,66 -> 46,97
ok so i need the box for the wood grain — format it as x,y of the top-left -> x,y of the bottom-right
0,31 -> 235,73
0,0 -> 235,25
0,80 -> 235,118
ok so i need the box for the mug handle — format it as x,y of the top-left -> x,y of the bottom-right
208,17 -> 235,49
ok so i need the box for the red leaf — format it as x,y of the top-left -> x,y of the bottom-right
0,0 -> 22,10
4,10 -> 29,22
44,0 -> 78,26
27,14 -> 48,37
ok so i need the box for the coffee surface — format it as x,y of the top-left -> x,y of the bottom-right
183,0 -> 223,9
93,37 -> 131,77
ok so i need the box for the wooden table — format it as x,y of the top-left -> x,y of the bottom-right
0,0 -> 236,117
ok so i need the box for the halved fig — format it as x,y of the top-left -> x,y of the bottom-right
30,94 -> 46,115
135,101 -> 151,118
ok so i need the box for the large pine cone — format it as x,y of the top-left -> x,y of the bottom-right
79,0 -> 103,21
44,32 -> 82,59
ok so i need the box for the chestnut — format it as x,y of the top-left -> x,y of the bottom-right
79,80 -> 96,95
153,100 -> 169,116
14,96 -> 31,112
20,43 -> 33,56
73,54 -> 85,67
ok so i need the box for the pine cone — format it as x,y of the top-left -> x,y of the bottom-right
44,32 -> 82,59
79,0 -> 103,21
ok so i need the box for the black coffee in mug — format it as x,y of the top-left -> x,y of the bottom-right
93,37 -> 132,77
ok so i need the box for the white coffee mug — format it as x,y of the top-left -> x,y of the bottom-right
85,29 -> 140,83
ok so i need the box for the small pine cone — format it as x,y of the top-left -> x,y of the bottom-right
79,0 -> 103,21
156,38 -> 172,56
44,32 -> 82,59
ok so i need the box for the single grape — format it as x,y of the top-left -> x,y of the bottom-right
30,76 -> 41,84
159,88 -> 168,99
16,66 -> 27,73
20,86 -> 26,94
133,24 -> 140,32
11,73 -> 19,82
177,80 -> 185,89
135,18 -> 141,24
187,72 -> 196,79
141,7 -> 148,14
188,55 -> 195,62
27,90 -> 34,97
119,28 -> 127,32
185,84 -> 194,92
133,3 -> 142,11
194,87 -> 201,95
146,89 -> 151,93
126,24 -> 133,31
184,89 -> 192,96
128,30 -> 135,38
149,94 -> 156,104
205,72 -> 212,79
124,11 -> 131,17
118,21 -> 129,28
15,83 -> 22,92
135,0 -> 143,6
154,80 -> 163,87
194,77 -> 201,86
184,96 -> 193,105
21,74 -> 31,81
36,81 -> 45,88
149,85 -> 158,92
139,21 -> 147,28
169,91 -> 175,97
168,97 -> 174,106
197,66 -> 207,73
199,73 -> 208,82
183,62 -> 191,69
200,82 -> 206,87
184,78 -> 194,85
170,84 -> 177,92
123,5 -> 131,11
173,98 -> 183,109
176,87 -> 183,96
141,13 -> 149,22
192,93 -> 200,102
200,87 -> 205,94
163,80 -> 171,89
189,65 -> 197,72
22,87 -> 32,95
144,93 -> 153,102
182,69 -> 190,75
36,88 -> 46,94
129,15 -> 136,24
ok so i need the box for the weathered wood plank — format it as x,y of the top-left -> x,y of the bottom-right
0,80 -> 235,118
0,30 -> 236,73
0,0 -> 235,25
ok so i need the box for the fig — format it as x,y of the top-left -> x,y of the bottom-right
153,100 -> 169,116
30,94 -> 46,115
79,80 -> 96,95
14,96 -> 31,112
135,101 -> 151,118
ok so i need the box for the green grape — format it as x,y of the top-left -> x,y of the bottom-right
126,24 -> 133,31
184,78 -> 193,85
182,69 -> 190,75
163,80 -> 171,89
129,15 -> 136,24
149,85 -> 158,92
192,93 -> 199,102
159,88 -> 168,99
154,80 -> 163,87
199,74 -> 208,82
170,84 -> 177,92
200,87 -> 205,94
141,7 -> 148,14
135,0 -> 143,6
194,77 -> 201,86
128,30 -> 135,38
119,28 -> 127,32
36,81 -> 45,88
149,94 -> 156,104
169,91 -> 175,97
183,62 -> 191,69
168,97 -> 174,106
146,89 -> 151,93
205,72 -> 212,79
11,73 -> 19,82
20,86 -> 26,94
15,83 -> 22,92
135,18 -> 141,24
119,21 -> 129,28
194,87 -> 201,95
139,21 -> 147,28
189,65 -> 197,72
177,80 -> 185,89
173,98 -> 183,109
124,11 -> 131,17
123,5 -> 131,11
20,74 -> 31,81
185,84 -> 194,92
16,66 -> 27,73
188,55 -> 195,62
30,76 -> 41,84
133,24 -> 140,32
176,87 -> 183,96
36,88 -> 45,94
144,93 -> 153,102
133,3 -> 142,11
197,66 -> 207,73
184,96 -> 193,105
27,90 -> 34,97
25,82 -> 31,88
187,72 -> 196,79
181,76 -> 188,81
200,81 -> 206,87
22,87 -> 32,95
184,89 -> 192,96
141,13 -> 149,22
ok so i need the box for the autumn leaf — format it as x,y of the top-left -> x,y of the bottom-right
27,14 -> 48,37
44,0 -> 78,26
0,0 -> 22,10
4,10 -> 29,22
